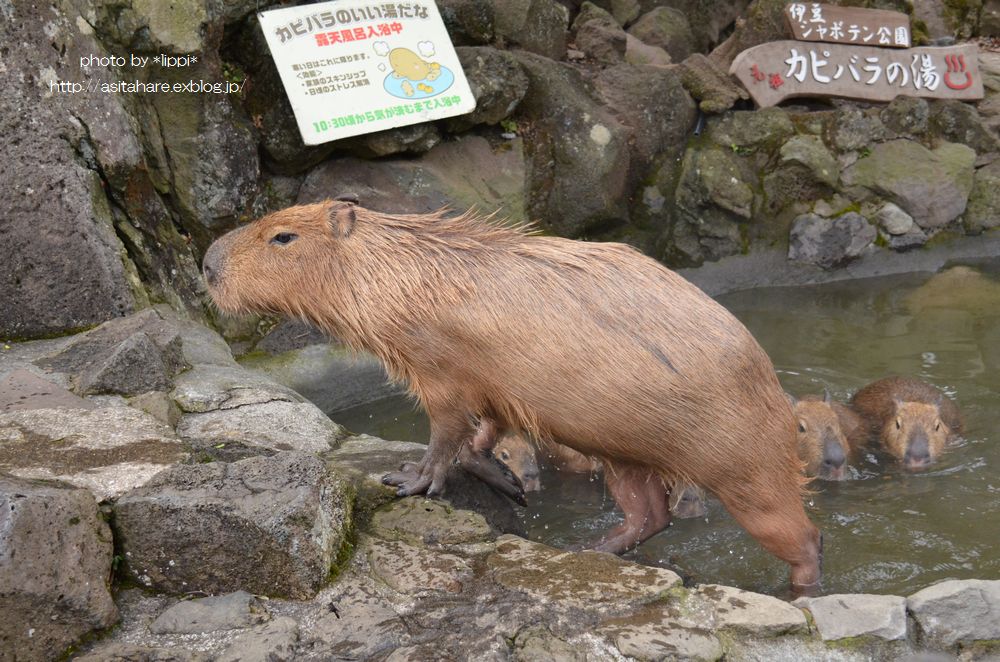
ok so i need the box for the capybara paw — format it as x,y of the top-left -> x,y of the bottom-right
382,465 -> 421,487
456,443 -> 527,506
394,474 -> 433,496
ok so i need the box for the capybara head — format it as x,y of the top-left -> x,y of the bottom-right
202,199 -> 357,317
882,399 -> 950,470
495,433 -> 541,492
790,392 -> 851,481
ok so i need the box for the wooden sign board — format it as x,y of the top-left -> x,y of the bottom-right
730,41 -> 982,107
785,3 -> 911,48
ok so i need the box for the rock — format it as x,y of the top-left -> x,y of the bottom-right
487,535 -> 680,610
0,405 -> 188,501
624,34 -> 672,66
0,369 -> 93,413
171,364 -> 302,414
593,63 -> 697,185
794,593 -> 907,641
128,390 -> 182,428
510,52 -> 631,237
694,584 -> 807,635
437,0 -> 495,45
679,53 -> 748,114
964,161 -> 1000,234
577,18 -> 628,65
35,309 -> 188,397
177,399 -> 346,460
113,452 -> 353,599
370,497 -> 494,547
907,579 -> 1000,646
0,475 -> 117,662
514,626 -> 589,661
830,106 -> 888,152
709,107 -> 795,152
930,100 -> 1000,154
886,227 -> 930,251
597,612 -> 723,661
842,140 -> 976,230
875,202 -> 916,235
240,345 -> 400,414
448,47 -> 529,131
779,135 -> 839,188
73,644 -> 209,661
788,212 -> 877,269
366,537 -> 474,594
304,584 -> 407,660
215,617 -> 299,662
298,135 -> 528,222
710,0 -> 790,67
149,592 -> 268,635
253,320 -> 329,355
627,7 -> 695,63
494,0 -> 569,60
347,124 -> 442,159
881,96 -> 930,136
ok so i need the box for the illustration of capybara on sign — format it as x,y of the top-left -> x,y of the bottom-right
789,391 -> 866,480
202,199 -> 822,590
850,376 -> 962,470
389,47 -> 441,81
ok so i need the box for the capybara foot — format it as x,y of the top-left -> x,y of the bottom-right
457,442 -> 527,506
790,531 -> 823,594
381,461 -> 447,497
589,524 -> 645,555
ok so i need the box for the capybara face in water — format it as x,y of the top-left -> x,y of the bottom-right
204,200 -> 821,591
850,376 -> 962,471
495,433 -> 541,492
790,392 -> 865,481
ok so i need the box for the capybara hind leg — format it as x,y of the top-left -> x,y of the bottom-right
591,465 -> 671,554
382,409 -> 471,497
717,486 -> 822,590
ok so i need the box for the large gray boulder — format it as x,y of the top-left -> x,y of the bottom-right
626,6 -> 695,63
908,579 -> 1000,647
0,475 -> 117,662
963,161 -> 1000,234
511,52 -> 631,237
788,212 -> 877,269
493,0 -> 569,60
794,594 -> 908,641
448,47 -> 529,132
114,452 -> 353,599
842,140 -> 976,230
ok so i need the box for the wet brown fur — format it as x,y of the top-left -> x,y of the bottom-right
793,395 -> 866,480
850,376 -> 962,468
204,201 -> 821,586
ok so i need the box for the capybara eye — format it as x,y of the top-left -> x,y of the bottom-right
270,232 -> 298,246
500,450 -> 510,461
895,417 -> 902,430
798,421 -> 806,433
935,419 -> 941,431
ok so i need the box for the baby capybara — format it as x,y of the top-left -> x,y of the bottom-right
495,432 -> 541,492
850,376 -> 962,470
789,391 -> 866,480
202,200 -> 822,589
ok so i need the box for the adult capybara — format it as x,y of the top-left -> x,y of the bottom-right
789,391 -> 866,480
850,377 -> 962,470
202,200 -> 822,589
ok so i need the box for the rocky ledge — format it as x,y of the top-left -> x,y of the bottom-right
1,310 -> 998,662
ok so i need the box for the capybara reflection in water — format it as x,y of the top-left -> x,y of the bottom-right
850,376 -> 962,470
495,431 -> 708,518
789,391 -> 866,480
202,200 -> 822,589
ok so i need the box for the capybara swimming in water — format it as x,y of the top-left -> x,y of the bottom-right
850,376 -> 962,470
789,391 -> 866,481
202,200 -> 822,589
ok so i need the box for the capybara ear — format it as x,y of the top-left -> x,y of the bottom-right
823,388 -> 832,404
328,201 -> 357,238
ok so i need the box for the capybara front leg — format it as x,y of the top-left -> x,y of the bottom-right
456,417 -> 526,506
716,480 -> 822,593
591,464 -> 671,554
382,410 -> 471,497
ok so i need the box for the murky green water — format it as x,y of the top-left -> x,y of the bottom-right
332,263 -> 1000,596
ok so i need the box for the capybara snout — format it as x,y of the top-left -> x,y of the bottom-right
851,376 -> 962,471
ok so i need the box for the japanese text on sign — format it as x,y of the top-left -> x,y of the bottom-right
785,3 -> 911,49
730,41 -> 982,107
259,0 -> 475,145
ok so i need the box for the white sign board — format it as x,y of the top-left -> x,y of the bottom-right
258,1 -> 476,145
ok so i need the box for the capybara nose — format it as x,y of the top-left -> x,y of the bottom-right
905,435 -> 931,469
202,242 -> 223,287
822,438 -> 846,470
